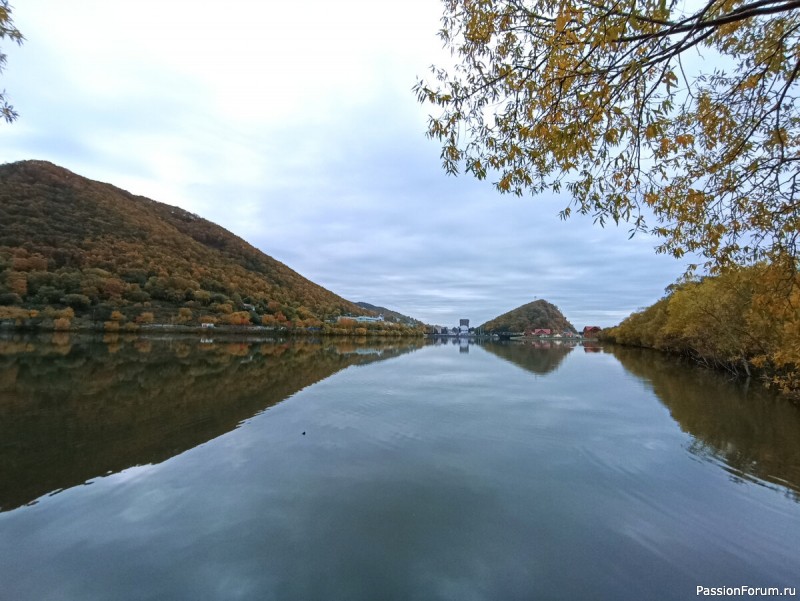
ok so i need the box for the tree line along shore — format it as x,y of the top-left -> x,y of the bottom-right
599,263 -> 799,400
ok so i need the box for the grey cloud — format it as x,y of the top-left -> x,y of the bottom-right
1,11 -> 690,329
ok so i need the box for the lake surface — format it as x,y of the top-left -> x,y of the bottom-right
1,334 -> 799,600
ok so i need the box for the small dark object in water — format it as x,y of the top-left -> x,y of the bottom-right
302,431 -> 306,435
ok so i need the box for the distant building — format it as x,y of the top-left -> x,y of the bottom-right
582,326 -> 602,337
337,314 -> 384,324
459,319 -> 470,335
355,315 -> 384,323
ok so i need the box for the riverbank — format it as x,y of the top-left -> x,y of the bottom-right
599,264 -> 800,400
0,319 -> 425,338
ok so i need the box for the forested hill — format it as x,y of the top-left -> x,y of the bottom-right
0,160 -> 370,325
479,299 -> 577,333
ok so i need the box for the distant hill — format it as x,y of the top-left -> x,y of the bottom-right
479,299 -> 577,333
355,302 -> 425,326
0,160 -> 370,326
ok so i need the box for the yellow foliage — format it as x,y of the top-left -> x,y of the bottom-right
0,160 -> 367,330
417,0 -> 800,272
223,311 -> 251,326
0,306 -> 30,321
53,317 -> 71,331
603,264 -> 800,396
136,311 -> 155,324
6,271 -> 27,296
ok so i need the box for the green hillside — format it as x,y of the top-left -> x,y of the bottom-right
0,160 -> 371,328
479,299 -> 576,333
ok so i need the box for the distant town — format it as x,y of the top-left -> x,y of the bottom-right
426,319 -> 602,339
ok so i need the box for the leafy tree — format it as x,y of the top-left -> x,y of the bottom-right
223,311 -> 251,326
34,285 -> 63,304
416,0 -> 800,272
56,307 -> 74,320
61,293 -> 91,311
135,311 -> 155,324
0,292 -> 20,305
6,270 -> 26,296
0,0 -> 23,123
53,317 -> 71,331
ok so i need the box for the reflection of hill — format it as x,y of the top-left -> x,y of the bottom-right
480,341 -> 575,375
0,334 -> 423,512
609,346 -> 800,500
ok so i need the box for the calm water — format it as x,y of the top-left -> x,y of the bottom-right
0,334 -> 799,600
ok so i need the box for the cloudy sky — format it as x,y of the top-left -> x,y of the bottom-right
0,0 -> 691,327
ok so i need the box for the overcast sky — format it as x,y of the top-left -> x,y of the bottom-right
0,0 -> 692,327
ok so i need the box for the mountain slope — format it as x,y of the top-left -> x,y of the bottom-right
479,299 -> 576,333
355,302 -> 425,326
0,160 -> 368,324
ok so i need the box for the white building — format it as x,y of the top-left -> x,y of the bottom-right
337,314 -> 384,323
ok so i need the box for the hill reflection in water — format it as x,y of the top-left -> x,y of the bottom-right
0,333 -> 423,512
608,345 -> 800,500
479,340 -> 576,375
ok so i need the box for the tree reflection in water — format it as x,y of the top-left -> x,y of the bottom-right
608,345 -> 800,501
0,333 -> 423,512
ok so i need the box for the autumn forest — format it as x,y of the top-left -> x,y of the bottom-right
0,160 -> 423,336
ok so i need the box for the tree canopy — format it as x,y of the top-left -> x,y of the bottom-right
0,0 -> 22,123
415,0 -> 800,272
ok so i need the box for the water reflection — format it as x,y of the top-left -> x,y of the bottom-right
609,345 -> 800,499
2,338 -> 799,600
480,340 -> 576,375
0,333 -> 423,512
